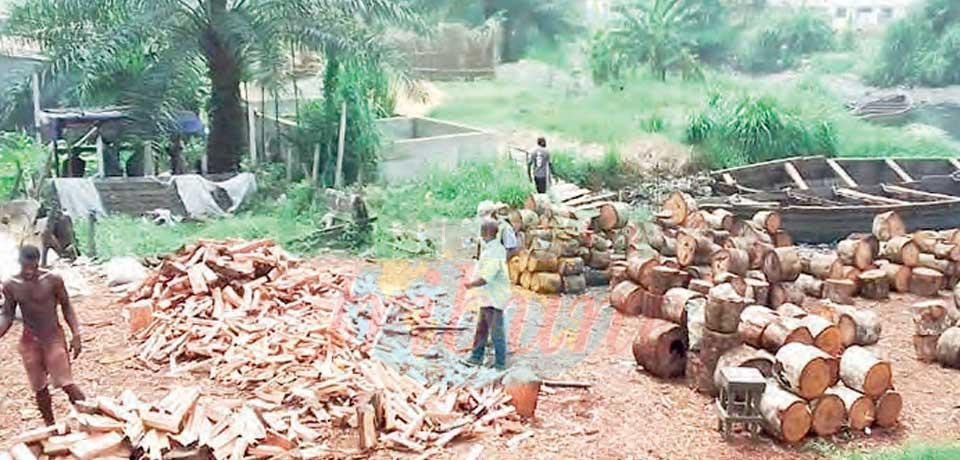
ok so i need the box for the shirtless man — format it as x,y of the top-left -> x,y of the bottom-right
0,245 -> 86,425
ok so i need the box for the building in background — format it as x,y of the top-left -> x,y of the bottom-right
767,0 -> 922,30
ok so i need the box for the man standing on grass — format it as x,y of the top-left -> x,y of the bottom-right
0,245 -> 87,426
462,219 -> 510,370
528,137 -> 552,194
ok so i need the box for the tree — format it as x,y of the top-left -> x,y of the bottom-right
4,0 -> 419,173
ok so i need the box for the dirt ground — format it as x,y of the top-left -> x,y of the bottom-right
2,263 -> 959,459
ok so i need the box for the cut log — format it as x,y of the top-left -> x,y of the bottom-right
685,353 -> 713,394
772,231 -> 793,248
794,274 -> 824,299
933,243 -> 960,262
598,202 -> 630,231
847,233 -> 881,259
676,231 -> 719,268
689,279 -> 713,296
776,303 -> 807,319
525,193 -> 551,214
683,211 -> 708,231
520,271 -> 532,290
649,226 -> 677,257
809,393 -> 846,436
762,247 -> 802,283
713,345 -> 776,390
838,239 -> 874,270
562,275 -> 586,294
914,334 -> 940,363
872,211 -> 906,242
583,268 -> 610,287
531,273 -> 562,295
632,318 -> 688,378
704,209 -> 735,231
874,390 -> 902,428
686,265 -> 712,281
800,315 -> 844,356
799,251 -> 843,280
705,284 -> 748,333
858,269 -> 890,300
660,192 -> 698,227
776,343 -> 838,399
711,248 -> 750,277
611,281 -> 643,316
826,385 -> 875,431
714,272 -> 747,297
936,327 -> 960,368
503,372 -> 541,419
909,267 -> 943,297
648,266 -> 690,295
840,346 -> 892,398
823,279 -> 857,305
557,257 -> 584,276
877,261 -> 911,292
911,300 -> 953,336
526,251 -> 559,273
913,230 -> 939,253
699,329 -> 742,378
759,380 -> 812,444
829,304 -> 882,347
587,250 -> 612,270
769,283 -> 805,308
626,255 -> 660,289
918,253 -> 951,275
880,236 -> 920,267
744,278 -> 771,306
752,211 -> 782,235
661,288 -> 704,326
739,306 -> 778,348
762,317 -> 814,353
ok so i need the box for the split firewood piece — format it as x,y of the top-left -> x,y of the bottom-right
626,255 -> 660,289
659,191 -> 698,227
7,423 -> 66,445
632,318 -> 688,378
826,384 -> 875,431
799,251 -> 843,280
762,247 -> 801,284
711,248 -> 749,277
872,211 -> 906,242
42,433 -> 90,456
776,343 -> 838,400
759,380 -> 812,444
838,239 -> 874,270
801,315 -> 844,356
857,269 -> 890,300
936,327 -> 960,368
776,303 -> 806,319
704,209 -> 735,231
69,432 -> 125,460
676,231 -> 720,267
744,278 -> 770,306
752,211 -> 781,235
712,345 -> 775,390
794,274 -> 823,299
909,267 -> 943,297
769,282 -> 805,308
357,399 -> 378,451
739,306 -> 777,348
661,288 -> 704,326
880,236 -> 920,267
840,346 -> 892,399
876,260 -> 911,292
874,390 -> 903,428
705,283 -> 748,334
823,279 -> 857,305
762,317 -> 814,353
808,392 -> 846,436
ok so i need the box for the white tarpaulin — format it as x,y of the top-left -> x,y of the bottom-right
51,178 -> 107,219
172,173 -> 257,218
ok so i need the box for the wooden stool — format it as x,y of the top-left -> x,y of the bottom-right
716,367 -> 766,441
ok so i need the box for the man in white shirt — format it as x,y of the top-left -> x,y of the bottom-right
462,219 -> 509,370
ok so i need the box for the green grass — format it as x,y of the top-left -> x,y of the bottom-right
844,444 -> 960,460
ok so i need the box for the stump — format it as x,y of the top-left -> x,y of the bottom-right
662,288 -> 704,326
872,211 -> 906,241
759,381 -> 812,444
700,329 -> 743,376
874,390 -> 902,428
633,318 -> 688,378
858,269 -> 890,300
799,251 -> 843,280
838,239 -> 874,270
809,393 -> 846,436
913,334 -> 940,363
909,267 -> 943,297
762,317 -> 814,353
752,211 -> 782,235
826,385 -> 875,431
739,306 -> 777,348
712,248 -> 750,277
763,247 -> 802,283
880,236 -> 920,267
713,345 -> 776,390
562,275 -> 586,294
626,255 -> 660,289
801,315 -> 844,356
744,278 -> 771,306
775,343 -> 837,400
705,284 -> 748,333
823,279 -> 857,305
936,327 -> 960,368
840,346 -> 892,398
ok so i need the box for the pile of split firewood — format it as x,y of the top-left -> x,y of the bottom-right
5,239 -> 523,458
609,192 -> 901,443
507,183 -> 636,295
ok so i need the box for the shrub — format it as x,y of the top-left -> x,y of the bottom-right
737,9 -> 835,73
868,0 -> 960,87
550,150 -> 634,190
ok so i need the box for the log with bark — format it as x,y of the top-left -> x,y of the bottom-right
705,284 -> 748,333
759,380 -> 813,444
826,385 -> 875,431
587,249 -> 613,270
877,261 -> 911,293
626,255 -> 660,289
872,211 -> 906,242
795,274 -> 824,299
840,346 -> 893,399
857,269 -> 890,300
632,318 -> 688,378
933,243 -> 960,262
562,275 -> 586,294
558,257 -> 585,276
704,209 -> 735,231
911,300 -> 954,337
711,248 -> 750,277
909,267 -> 944,297
918,253 -> 952,274
880,236 -> 920,267
597,202 -> 631,231
659,192 -> 698,228
769,283 -> 805,308
874,390 -> 902,428
775,343 -> 838,400
936,327 -> 960,368
689,279 -> 713,296
712,345 -> 776,390
799,251 -> 843,280
762,317 -> 814,353
745,278 -> 771,306
583,267 -> 611,287
914,335 -> 940,363
648,266 -> 691,295
912,230 -> 939,254
739,306 -> 778,348
714,272 -> 748,297
809,393 -> 846,436
772,230 -> 793,248
677,231 -> 720,267
611,281 -> 651,317
847,233 -> 881,259
801,315 -> 844,356
649,226 -> 677,257
838,239 -> 874,270
752,211 -> 782,235
661,288 -> 704,326
531,273 -> 563,295
527,250 -> 559,273
823,279 -> 858,305
699,329 -> 742,379
824,304 -> 882,347
776,303 -> 807,319
763,247 -> 802,283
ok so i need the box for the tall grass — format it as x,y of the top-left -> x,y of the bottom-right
845,444 -> 960,460
737,9 -> 836,73
868,0 -> 960,87
551,149 -> 634,189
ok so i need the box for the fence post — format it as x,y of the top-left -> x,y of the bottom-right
335,101 -> 347,188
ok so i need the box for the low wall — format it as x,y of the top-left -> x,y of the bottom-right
376,117 -> 498,183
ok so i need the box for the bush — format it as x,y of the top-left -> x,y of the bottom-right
550,150 -> 634,190
869,1 -> 960,87
0,132 -> 46,199
737,9 -> 835,73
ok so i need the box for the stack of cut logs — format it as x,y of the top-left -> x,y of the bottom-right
611,192 -> 900,443
911,285 -> 960,368
115,239 -> 521,457
508,183 -> 635,294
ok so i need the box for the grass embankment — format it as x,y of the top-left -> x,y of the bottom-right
843,444 -> 960,460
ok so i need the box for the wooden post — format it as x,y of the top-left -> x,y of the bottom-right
286,145 -> 293,181
244,83 -> 257,167
32,73 -> 42,143
201,150 -> 208,175
143,142 -> 155,176
87,211 -> 97,258
95,135 -> 105,178
335,101 -> 347,188
312,144 -> 321,185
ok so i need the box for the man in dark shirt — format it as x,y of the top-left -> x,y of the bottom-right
528,137 -> 551,194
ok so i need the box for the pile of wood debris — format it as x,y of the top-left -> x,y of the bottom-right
609,193 -> 902,444
507,183 -> 636,295
1,239 -> 524,458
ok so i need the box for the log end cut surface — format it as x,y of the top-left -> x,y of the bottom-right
810,394 -> 846,437
875,391 -> 903,428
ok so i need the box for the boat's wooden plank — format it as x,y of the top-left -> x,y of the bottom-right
784,162 -> 810,190
885,159 -> 914,183
834,187 -> 909,206
949,158 -> 960,172
826,159 -> 858,188
881,184 -> 960,202
722,173 -> 736,186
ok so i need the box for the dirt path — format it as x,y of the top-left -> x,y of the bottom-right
2,264 -> 959,458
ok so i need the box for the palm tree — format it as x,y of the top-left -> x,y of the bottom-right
603,0 -> 704,81
4,0 -> 419,173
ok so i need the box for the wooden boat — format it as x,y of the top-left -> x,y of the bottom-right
849,93 -> 913,120
703,156 -> 960,243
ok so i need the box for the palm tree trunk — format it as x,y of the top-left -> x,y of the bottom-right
201,0 -> 244,173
